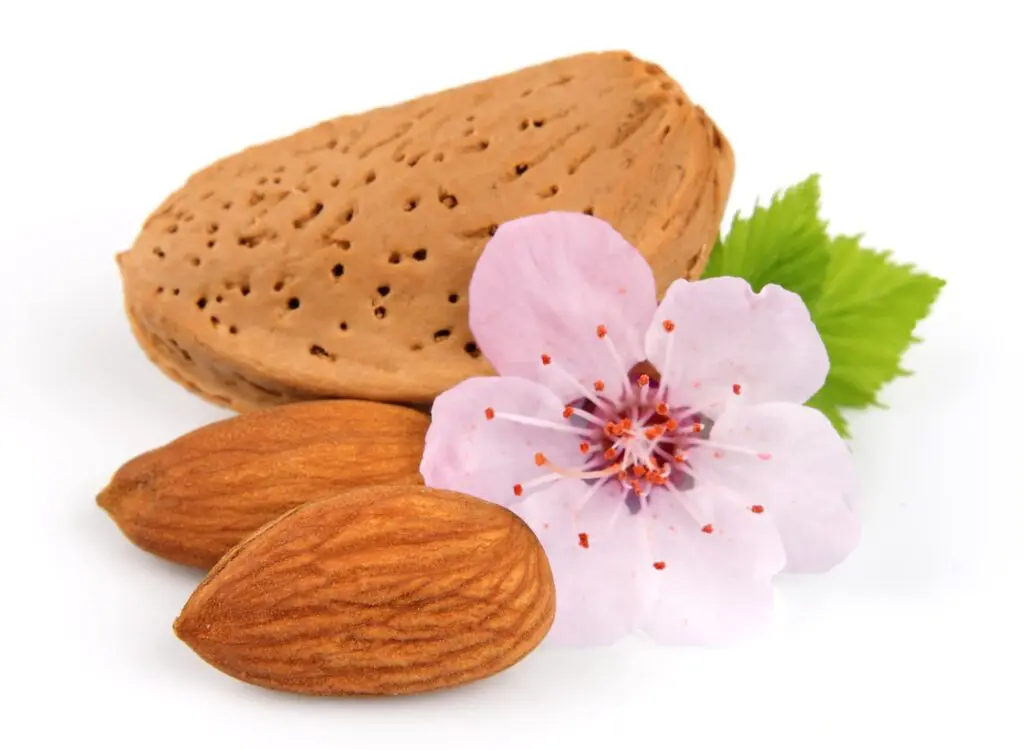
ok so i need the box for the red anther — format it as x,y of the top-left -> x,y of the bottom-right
637,374 -> 650,386
732,383 -> 742,395
604,447 -> 618,460
484,407 -> 495,420
534,452 -> 547,466
593,380 -> 605,392
751,505 -> 765,514
691,422 -> 704,433
579,441 -> 591,454
673,452 -> 686,463
562,406 -> 574,418
650,473 -> 667,486
662,320 -> 676,332
630,480 -> 643,495
665,419 -> 679,431
578,532 -> 590,549
632,464 -> 647,478
644,426 -> 665,440
596,324 -> 608,339
617,470 -> 628,482
653,561 -> 667,570
541,353 -> 552,365
656,402 -> 670,416
621,418 -> 633,430
513,484 -> 523,497
701,524 -> 714,534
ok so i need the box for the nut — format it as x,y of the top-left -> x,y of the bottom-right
117,50 -> 733,410
97,399 -> 428,568
174,486 -> 555,695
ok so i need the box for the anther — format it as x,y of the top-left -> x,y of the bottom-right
665,419 -> 679,431
578,532 -> 590,549
534,452 -> 547,466
637,373 -> 650,386
732,383 -> 742,395
691,422 -> 704,433
593,380 -> 605,392
751,505 -> 765,514
632,465 -> 647,478
653,561 -> 666,570
673,452 -> 686,463
656,402 -> 670,416
562,406 -> 574,418
662,320 -> 676,332
596,324 -> 608,339
604,447 -> 618,460
484,407 -> 495,420
513,484 -> 523,496
579,441 -> 591,454
701,524 -> 714,534
541,353 -> 552,365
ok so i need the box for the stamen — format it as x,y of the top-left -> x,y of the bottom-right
665,419 -> 679,431
604,446 -> 618,460
569,408 -> 607,428
596,324 -> 607,339
732,383 -> 742,395
600,331 -> 634,396
593,380 -> 605,392
689,439 -> 773,461
579,441 -> 591,454
484,407 -> 495,420
751,505 -> 765,514
656,402 -> 670,416
701,524 -> 714,534
637,374 -> 650,386
534,452 -> 547,466
562,406 -> 574,418
492,411 -> 591,436
653,561 -> 666,570
578,532 -> 590,549
662,320 -> 676,332
513,484 -> 523,496
541,353 -> 552,365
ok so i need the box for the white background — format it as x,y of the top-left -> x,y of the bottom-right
2,1 -> 1022,748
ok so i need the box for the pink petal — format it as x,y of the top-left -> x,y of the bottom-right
469,212 -> 657,402
690,402 -> 860,573
644,277 -> 829,416
641,485 -> 786,645
516,481 -> 654,646
420,376 -> 582,507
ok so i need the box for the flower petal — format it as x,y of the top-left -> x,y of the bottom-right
517,481 -> 654,646
420,376 -> 582,507
640,485 -> 786,645
644,277 -> 829,415
690,402 -> 860,573
470,212 -> 657,402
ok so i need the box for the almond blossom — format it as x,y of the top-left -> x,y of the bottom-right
420,212 -> 859,646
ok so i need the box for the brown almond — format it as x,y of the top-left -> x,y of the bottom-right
118,50 -> 734,411
97,399 -> 428,568
174,486 -> 555,696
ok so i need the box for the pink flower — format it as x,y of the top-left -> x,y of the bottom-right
420,212 -> 859,646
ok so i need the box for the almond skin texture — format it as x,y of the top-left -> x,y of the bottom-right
118,50 -> 734,411
174,486 -> 555,696
97,400 -> 428,568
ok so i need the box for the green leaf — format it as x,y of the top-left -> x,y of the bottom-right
702,174 -> 831,304
701,176 -> 945,437
805,235 -> 945,436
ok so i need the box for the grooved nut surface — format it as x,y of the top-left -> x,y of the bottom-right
97,399 -> 429,568
118,50 -> 734,411
174,486 -> 556,696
